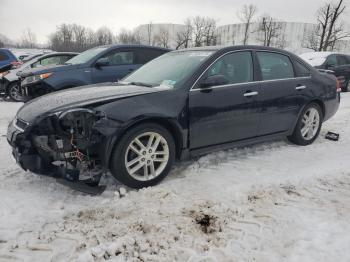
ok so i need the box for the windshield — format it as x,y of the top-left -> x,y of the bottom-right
65,46 -> 109,65
123,50 -> 214,88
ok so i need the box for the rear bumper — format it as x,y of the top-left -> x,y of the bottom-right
324,92 -> 341,122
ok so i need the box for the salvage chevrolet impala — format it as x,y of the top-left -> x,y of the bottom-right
7,46 -> 341,190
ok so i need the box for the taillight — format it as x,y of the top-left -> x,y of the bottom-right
336,79 -> 342,92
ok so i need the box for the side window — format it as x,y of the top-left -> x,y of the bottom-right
294,60 -> 311,77
102,51 -> 134,66
257,52 -> 294,80
206,51 -> 254,84
0,51 -> 9,61
39,56 -> 62,66
136,49 -> 166,64
59,55 -> 75,64
326,55 -> 338,68
337,56 -> 349,66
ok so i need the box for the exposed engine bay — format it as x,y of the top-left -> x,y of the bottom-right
12,108 -> 110,193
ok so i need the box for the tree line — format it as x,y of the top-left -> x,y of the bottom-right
0,0 -> 348,52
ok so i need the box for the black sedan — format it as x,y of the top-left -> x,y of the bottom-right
7,46 -> 340,190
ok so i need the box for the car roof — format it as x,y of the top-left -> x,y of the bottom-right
175,45 -> 299,56
38,52 -> 79,58
100,44 -> 171,52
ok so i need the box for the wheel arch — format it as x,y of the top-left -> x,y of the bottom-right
309,99 -> 325,119
107,117 -> 185,168
290,99 -> 326,135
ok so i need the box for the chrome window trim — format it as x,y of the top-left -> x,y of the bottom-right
190,76 -> 312,92
190,48 -> 312,92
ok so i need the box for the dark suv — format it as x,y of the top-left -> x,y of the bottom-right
300,52 -> 350,92
19,45 -> 170,99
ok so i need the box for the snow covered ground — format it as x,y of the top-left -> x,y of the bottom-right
0,94 -> 349,262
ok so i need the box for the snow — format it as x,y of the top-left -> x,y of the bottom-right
9,48 -> 52,60
299,52 -> 336,67
0,94 -> 350,261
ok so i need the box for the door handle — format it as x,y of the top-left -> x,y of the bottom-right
128,69 -> 134,72
296,85 -> 307,90
244,91 -> 259,97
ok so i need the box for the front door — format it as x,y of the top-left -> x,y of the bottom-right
189,51 -> 261,149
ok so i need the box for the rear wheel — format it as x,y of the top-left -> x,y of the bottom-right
288,103 -> 323,146
8,82 -> 24,102
110,123 -> 175,189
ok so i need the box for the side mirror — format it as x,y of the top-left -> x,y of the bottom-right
200,75 -> 229,88
95,58 -> 110,68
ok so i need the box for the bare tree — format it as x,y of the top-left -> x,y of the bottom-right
146,22 -> 153,45
256,16 -> 283,47
192,16 -> 217,47
203,18 -> 217,46
70,24 -> 88,51
154,27 -> 170,48
117,29 -> 141,44
175,18 -> 193,49
20,28 -> 37,48
96,26 -> 114,45
237,4 -> 258,45
307,0 -> 349,51
192,16 -> 207,47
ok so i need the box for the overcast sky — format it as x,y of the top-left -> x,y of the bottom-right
0,0 -> 349,44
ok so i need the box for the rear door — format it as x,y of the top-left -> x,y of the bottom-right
189,51 -> 261,149
255,51 -> 303,136
91,49 -> 138,83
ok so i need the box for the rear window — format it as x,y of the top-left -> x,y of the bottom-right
0,51 -> 10,61
257,52 -> 294,80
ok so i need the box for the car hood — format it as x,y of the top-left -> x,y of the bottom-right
18,64 -> 79,78
16,83 -> 171,123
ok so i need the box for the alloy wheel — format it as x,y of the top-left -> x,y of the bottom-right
9,84 -> 23,102
300,107 -> 320,141
125,132 -> 169,181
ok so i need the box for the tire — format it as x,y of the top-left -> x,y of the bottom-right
288,103 -> 323,146
8,82 -> 24,102
110,123 -> 175,189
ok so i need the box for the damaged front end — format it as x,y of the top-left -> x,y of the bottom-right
8,108 -> 115,194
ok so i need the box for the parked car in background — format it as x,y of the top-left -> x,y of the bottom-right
0,48 -> 18,67
7,46 -> 340,190
19,45 -> 171,100
300,52 -> 350,92
0,52 -> 78,101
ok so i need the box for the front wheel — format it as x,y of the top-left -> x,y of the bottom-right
288,103 -> 323,146
8,82 -> 24,102
110,123 -> 175,189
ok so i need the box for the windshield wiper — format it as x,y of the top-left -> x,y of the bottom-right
128,82 -> 154,87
